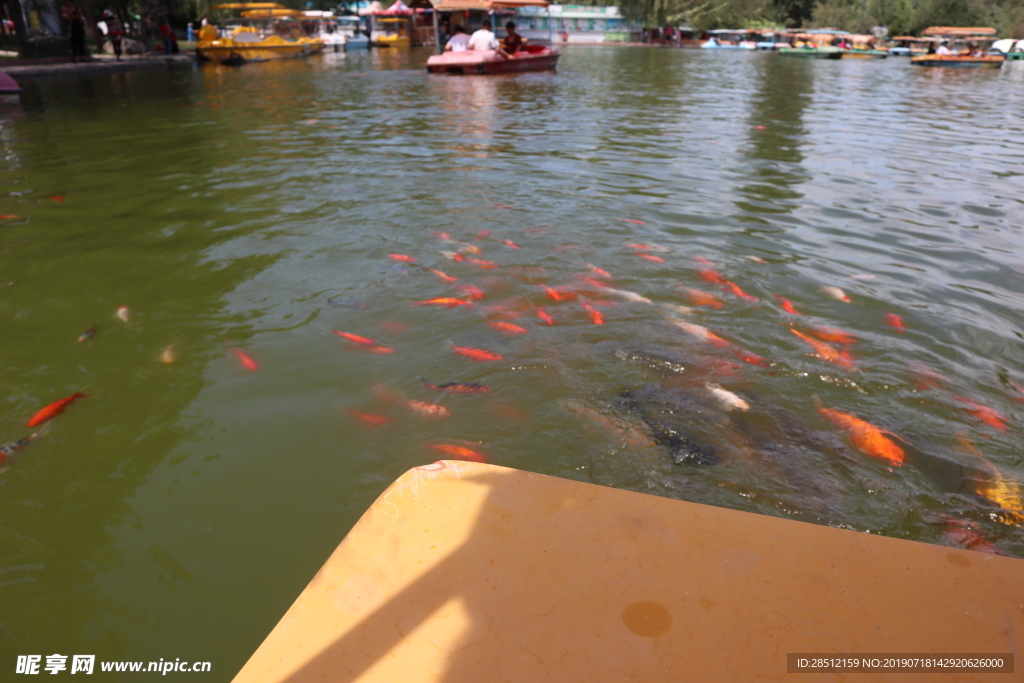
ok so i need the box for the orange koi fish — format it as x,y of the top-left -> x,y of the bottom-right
433,231 -> 452,241
421,378 -> 491,394
368,345 -> 394,354
940,516 -> 1007,555
489,321 -> 529,335
621,219 -> 646,225
50,195 -> 64,202
807,325 -> 858,346
469,258 -> 498,269
502,239 -> 520,249
638,253 -> 665,264
886,313 -> 905,333
161,344 -> 177,364
333,331 -> 375,346
26,392 -> 87,428
625,242 -> 657,251
951,395 -> 1008,432
388,254 -> 416,263
723,280 -> 758,302
698,269 -> 727,285
773,295 -> 801,315
427,268 -> 458,284
348,410 -> 389,428
452,346 -> 503,362
427,443 -> 488,463
693,256 -> 715,267
671,321 -> 730,348
77,325 -> 97,343
458,285 -> 485,301
116,306 -> 130,323
581,302 -> 604,325
542,286 -> 565,301
679,286 -> 723,309
733,348 -> 770,367
377,321 -> 409,334
575,275 -> 611,290
407,400 -> 449,419
586,264 -> 613,279
475,230 -> 492,238
232,348 -> 259,371
816,402 -> 904,465
537,307 -> 554,325
459,243 -> 483,255
414,298 -> 474,308
909,362 -> 946,391
451,252 -> 465,261
791,329 -> 855,371
0,214 -> 20,219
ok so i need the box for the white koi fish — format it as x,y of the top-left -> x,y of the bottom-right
706,383 -> 749,412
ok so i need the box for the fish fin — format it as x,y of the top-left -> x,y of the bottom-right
811,394 -> 823,410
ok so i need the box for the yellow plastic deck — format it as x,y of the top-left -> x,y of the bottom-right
233,461 -> 1022,682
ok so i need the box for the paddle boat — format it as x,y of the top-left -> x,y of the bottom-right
0,71 -> 21,95
232,460 -> 1024,682
337,16 -> 370,50
427,44 -> 560,74
992,38 -> 1024,60
839,34 -> 887,58
912,26 -> 1003,68
197,4 -> 323,63
301,11 -> 346,52
912,53 -> 1005,68
888,35 -> 938,57
700,29 -> 756,49
779,45 -> 842,59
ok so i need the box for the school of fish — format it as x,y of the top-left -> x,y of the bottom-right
5,213 -> 1021,557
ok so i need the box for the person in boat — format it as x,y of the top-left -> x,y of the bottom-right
467,21 -> 510,58
445,25 -> 469,52
965,42 -> 981,57
936,41 -> 951,56
503,21 -> 525,55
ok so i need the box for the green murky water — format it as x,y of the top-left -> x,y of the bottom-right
1,47 -> 1023,679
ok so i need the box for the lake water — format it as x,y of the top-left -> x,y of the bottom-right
1,46 -> 1022,678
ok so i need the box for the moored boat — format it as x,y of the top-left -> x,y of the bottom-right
427,44 -> 559,74
779,45 -> 842,59
992,38 -> 1024,60
197,3 -> 323,64
912,26 -> 1003,68
0,71 -> 21,95
911,54 -> 1004,68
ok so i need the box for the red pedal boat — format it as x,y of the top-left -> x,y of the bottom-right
426,44 -> 559,74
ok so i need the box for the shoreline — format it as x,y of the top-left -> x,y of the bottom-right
2,53 -> 195,78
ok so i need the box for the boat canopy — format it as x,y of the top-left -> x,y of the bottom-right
922,26 -> 997,37
211,3 -> 286,9
434,0 -> 549,11
240,8 -> 301,17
